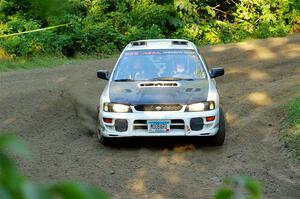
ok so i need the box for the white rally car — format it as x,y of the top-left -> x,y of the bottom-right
96,39 -> 225,146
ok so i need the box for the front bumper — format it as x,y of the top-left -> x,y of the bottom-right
98,109 -> 220,138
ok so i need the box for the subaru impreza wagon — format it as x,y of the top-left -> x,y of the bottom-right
96,39 -> 225,146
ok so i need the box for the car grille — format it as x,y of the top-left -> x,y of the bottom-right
133,119 -> 185,130
134,104 -> 183,111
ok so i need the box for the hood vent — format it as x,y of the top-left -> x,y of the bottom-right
138,82 -> 179,87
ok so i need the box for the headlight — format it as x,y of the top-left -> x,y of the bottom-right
185,101 -> 215,112
103,103 -> 132,113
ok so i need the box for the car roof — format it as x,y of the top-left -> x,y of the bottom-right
124,39 -> 197,51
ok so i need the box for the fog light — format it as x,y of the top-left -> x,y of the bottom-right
206,116 -> 215,122
115,119 -> 128,132
103,118 -> 113,123
190,118 -> 204,131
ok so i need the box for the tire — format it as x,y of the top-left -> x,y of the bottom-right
96,119 -> 112,146
210,108 -> 226,146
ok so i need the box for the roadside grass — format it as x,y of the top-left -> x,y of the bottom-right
0,56 -> 71,72
283,95 -> 300,161
0,54 -> 117,72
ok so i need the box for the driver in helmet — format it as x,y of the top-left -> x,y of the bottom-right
173,57 -> 188,77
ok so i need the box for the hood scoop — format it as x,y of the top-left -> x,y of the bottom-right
138,81 -> 180,88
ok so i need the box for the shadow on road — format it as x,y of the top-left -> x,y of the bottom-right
102,136 -> 218,150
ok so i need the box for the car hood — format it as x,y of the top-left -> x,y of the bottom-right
108,80 -> 209,105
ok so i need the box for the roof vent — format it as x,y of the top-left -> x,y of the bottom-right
131,41 -> 147,46
138,82 -> 180,87
172,41 -> 188,45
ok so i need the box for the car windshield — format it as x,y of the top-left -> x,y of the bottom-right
112,49 -> 207,81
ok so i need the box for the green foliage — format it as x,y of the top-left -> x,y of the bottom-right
0,55 -> 68,71
0,53 -> 115,72
215,176 -> 262,199
0,133 -> 110,199
233,0 -> 294,39
0,0 -> 299,57
283,95 -> 300,161
287,96 -> 300,126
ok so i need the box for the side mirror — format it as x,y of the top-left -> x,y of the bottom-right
210,68 -> 224,78
97,70 -> 110,80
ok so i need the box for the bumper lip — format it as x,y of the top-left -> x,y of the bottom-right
98,109 -> 220,138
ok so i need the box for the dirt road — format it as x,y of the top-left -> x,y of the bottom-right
1,35 -> 300,199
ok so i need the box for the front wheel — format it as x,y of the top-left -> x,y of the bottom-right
210,108 -> 226,146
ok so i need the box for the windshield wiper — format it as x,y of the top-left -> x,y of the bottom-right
148,77 -> 195,81
114,78 -> 135,82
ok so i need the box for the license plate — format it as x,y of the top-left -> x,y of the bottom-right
147,120 -> 171,133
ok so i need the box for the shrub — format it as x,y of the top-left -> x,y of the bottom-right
0,0 -> 298,57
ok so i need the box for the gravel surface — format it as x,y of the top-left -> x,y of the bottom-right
1,35 -> 300,199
